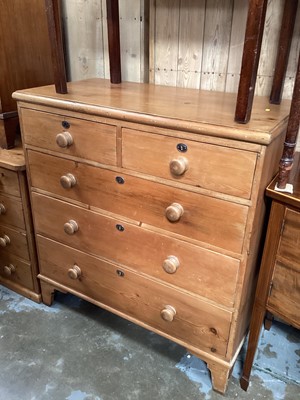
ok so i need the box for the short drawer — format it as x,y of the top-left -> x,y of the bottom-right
0,225 -> 29,260
0,253 -> 33,290
20,108 -> 117,165
278,208 -> 300,266
37,236 -> 232,356
32,193 -> 240,307
0,167 -> 20,197
28,151 -> 248,253
0,193 -> 25,229
122,128 -> 257,199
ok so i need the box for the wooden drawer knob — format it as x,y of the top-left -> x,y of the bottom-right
163,256 -> 180,274
0,234 -> 10,247
0,203 -> 6,215
170,157 -> 188,176
68,264 -> 81,280
64,220 -> 78,235
3,264 -> 16,276
56,132 -> 73,148
60,173 -> 77,189
165,203 -> 184,222
160,305 -> 176,322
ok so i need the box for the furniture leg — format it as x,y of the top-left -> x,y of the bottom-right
45,0 -> 67,94
206,361 -> 231,394
264,311 -> 274,330
40,280 -> 56,306
270,0 -> 298,104
106,0 -> 121,83
235,0 -> 268,123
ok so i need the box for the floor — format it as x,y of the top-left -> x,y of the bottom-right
0,286 -> 299,400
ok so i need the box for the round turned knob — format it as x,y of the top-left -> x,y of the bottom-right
163,256 -> 180,274
160,305 -> 176,322
64,220 -> 78,235
0,203 -> 6,215
165,203 -> 184,222
170,157 -> 189,176
56,132 -> 73,148
60,173 -> 77,189
3,264 -> 16,276
0,234 -> 10,247
68,264 -> 81,280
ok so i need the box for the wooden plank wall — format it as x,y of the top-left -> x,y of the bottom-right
61,0 -> 300,147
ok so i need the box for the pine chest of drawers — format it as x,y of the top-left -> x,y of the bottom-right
14,78 -> 291,393
0,147 -> 40,301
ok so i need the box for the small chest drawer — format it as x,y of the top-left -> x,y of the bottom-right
32,193 -> 240,307
278,208 -> 300,265
122,128 -> 257,199
0,193 -> 25,229
37,235 -> 232,356
20,108 -> 117,166
0,253 -> 33,290
0,225 -> 29,260
28,151 -> 248,253
0,167 -> 20,197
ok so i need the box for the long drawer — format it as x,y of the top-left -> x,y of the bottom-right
32,193 -> 240,307
37,235 -> 232,356
0,225 -> 29,260
0,252 -> 33,290
28,151 -> 248,253
0,167 -> 20,197
0,193 -> 25,229
20,108 -> 117,166
122,128 -> 257,199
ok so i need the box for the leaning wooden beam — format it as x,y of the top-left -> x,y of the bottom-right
235,0 -> 268,124
45,0 -> 67,94
277,51 -> 300,189
106,0 -> 121,84
270,0 -> 298,104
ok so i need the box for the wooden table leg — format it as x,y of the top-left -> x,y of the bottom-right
235,0 -> 268,124
45,0 -> 67,94
106,0 -> 121,84
270,0 -> 298,104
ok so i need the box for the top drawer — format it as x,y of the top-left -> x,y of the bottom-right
0,168 -> 20,197
122,128 -> 257,199
20,108 -> 117,166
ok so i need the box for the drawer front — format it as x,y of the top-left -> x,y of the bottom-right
0,193 -> 25,229
20,108 -> 117,165
122,128 -> 257,199
28,151 -> 248,253
0,225 -> 29,260
267,260 -> 300,328
278,208 -> 300,267
37,235 -> 232,356
0,167 -> 20,197
32,193 -> 240,307
0,253 -> 33,290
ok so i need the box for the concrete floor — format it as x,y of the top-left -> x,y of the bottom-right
0,286 -> 299,400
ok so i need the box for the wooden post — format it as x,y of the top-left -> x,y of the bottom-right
45,0 -> 67,94
277,51 -> 300,189
106,0 -> 121,84
270,0 -> 298,104
234,0 -> 268,124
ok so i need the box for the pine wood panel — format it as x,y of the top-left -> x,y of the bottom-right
0,225 -> 29,261
0,167 -> 20,197
278,208 -> 300,264
0,193 -> 25,230
37,235 -> 232,356
0,253 -> 33,291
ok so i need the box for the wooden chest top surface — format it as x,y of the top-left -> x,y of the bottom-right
13,78 -> 291,145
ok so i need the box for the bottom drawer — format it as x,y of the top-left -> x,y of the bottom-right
0,253 -> 34,290
37,235 -> 232,357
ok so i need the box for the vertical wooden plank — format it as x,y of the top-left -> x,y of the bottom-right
45,0 -> 67,93
154,0 -> 180,86
141,0 -> 150,83
176,0 -> 205,89
149,0 -> 156,83
61,0 -> 104,81
106,0 -> 121,83
225,1 -> 248,93
255,0 -> 284,97
119,0 -> 141,82
200,0 -> 234,92
235,0 -> 268,124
